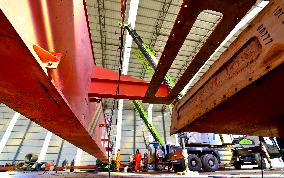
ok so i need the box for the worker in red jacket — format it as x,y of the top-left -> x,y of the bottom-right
134,149 -> 142,172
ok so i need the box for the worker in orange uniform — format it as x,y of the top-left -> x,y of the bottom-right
134,149 -> 142,172
116,149 -> 121,172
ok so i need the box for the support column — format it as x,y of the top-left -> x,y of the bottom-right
56,139 -> 65,166
12,120 -> 32,164
169,105 -> 180,146
147,104 -> 154,142
133,109 -> 136,154
161,107 -> 167,144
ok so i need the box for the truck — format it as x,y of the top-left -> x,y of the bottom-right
170,135 -> 283,172
231,136 -> 282,170
171,133 -> 234,172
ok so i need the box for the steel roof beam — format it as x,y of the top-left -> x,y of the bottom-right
176,15 -> 222,81
96,0 -> 107,67
150,0 -> 172,48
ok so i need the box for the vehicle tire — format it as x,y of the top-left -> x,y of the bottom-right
173,163 -> 185,172
258,161 -> 267,169
255,153 -> 267,169
157,164 -> 165,171
147,163 -> 155,170
16,162 -> 24,169
24,153 -> 38,164
188,154 -> 202,171
201,154 -> 219,172
233,161 -> 242,170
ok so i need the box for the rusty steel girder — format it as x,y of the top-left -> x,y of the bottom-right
171,0 -> 284,138
143,0 -> 256,104
0,1 -> 108,161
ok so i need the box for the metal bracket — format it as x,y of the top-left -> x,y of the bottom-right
33,44 -> 62,69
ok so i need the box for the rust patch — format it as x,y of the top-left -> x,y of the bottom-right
262,44 -> 284,66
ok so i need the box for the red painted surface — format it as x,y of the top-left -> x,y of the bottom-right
121,0 -> 126,23
0,1 -> 107,162
33,45 -> 61,63
33,44 -> 61,69
0,166 -> 14,171
88,66 -> 169,100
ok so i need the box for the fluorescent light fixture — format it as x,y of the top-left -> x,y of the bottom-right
181,1 -> 269,95
115,99 -> 124,158
122,0 -> 139,75
115,0 -> 140,157
38,131 -> 52,162
0,112 -> 20,154
75,148 -> 83,166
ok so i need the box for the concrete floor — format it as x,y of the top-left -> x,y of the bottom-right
1,169 -> 284,178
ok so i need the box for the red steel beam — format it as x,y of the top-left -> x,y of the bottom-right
143,0 -> 256,104
88,66 -> 169,100
0,1 -> 108,161
171,0 -> 284,137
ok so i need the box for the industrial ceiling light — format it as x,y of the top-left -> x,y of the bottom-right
122,0 -> 140,75
0,112 -> 20,154
38,131 -> 52,162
